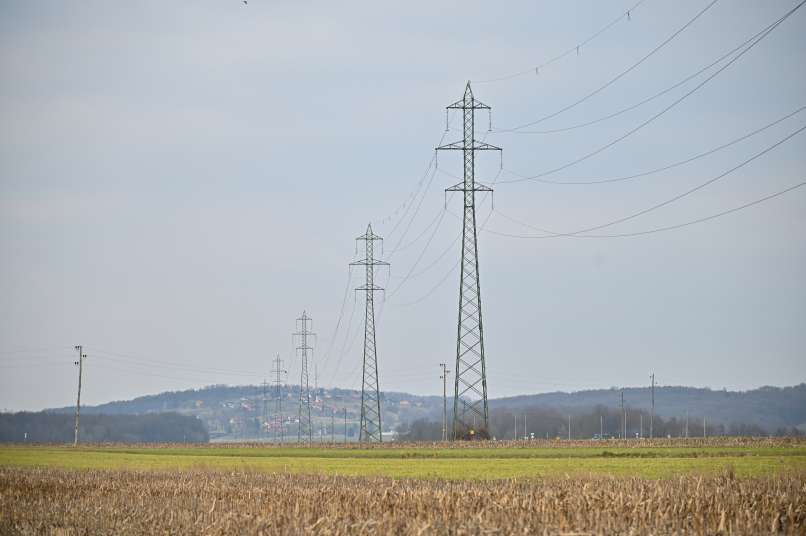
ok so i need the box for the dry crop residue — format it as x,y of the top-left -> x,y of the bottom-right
1,467 -> 804,534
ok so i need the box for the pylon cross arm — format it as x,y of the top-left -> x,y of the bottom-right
350,260 -> 389,266
436,140 -> 501,151
446,181 -> 493,193
446,98 -> 490,110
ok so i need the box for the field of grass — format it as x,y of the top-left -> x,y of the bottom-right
2,439 -> 805,479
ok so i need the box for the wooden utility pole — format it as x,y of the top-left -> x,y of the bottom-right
73,345 -> 86,446
620,390 -> 626,439
439,363 -> 450,441
649,373 -> 655,439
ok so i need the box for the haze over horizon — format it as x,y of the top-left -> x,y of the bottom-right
2,0 -> 805,412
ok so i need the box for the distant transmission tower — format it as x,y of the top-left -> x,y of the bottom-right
271,354 -> 287,443
294,312 -> 315,444
437,81 -> 501,440
351,224 -> 388,443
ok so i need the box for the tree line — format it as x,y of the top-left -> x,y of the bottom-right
396,405 -> 804,441
0,411 -> 209,443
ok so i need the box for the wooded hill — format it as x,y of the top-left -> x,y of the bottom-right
44,383 -> 805,441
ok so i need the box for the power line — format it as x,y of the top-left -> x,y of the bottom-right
502,104 -> 806,185
315,267 -> 353,375
489,178 -> 806,239
324,287 -> 359,387
387,208 -> 449,297
404,230 -> 461,280
540,180 -> 806,239
385,204 -> 446,255
86,347 -> 261,377
387,170 -> 502,296
501,20 -> 794,135
90,359 -> 257,384
378,123 -> 453,243
497,0 -> 804,184
386,164 -> 441,259
486,122 -> 806,238
474,0 -> 650,84
390,209 -> 494,308
390,201 -> 494,307
391,258 -> 458,308
497,0 -> 719,131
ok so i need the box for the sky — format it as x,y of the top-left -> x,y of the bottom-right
1,0 -> 804,411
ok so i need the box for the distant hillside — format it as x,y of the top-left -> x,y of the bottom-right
492,384 -> 806,430
49,385 -> 441,442
47,383 -> 805,440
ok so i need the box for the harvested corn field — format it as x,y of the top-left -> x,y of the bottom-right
1,467 -> 804,535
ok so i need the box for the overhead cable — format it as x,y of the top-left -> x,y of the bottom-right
504,104 -> 806,185
498,1 -> 805,185
486,179 -> 806,239
501,21 -> 793,135
497,0 -> 719,131
474,0 -> 650,84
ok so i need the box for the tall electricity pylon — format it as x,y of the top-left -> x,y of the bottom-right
351,224 -> 388,443
437,81 -> 501,440
294,312 -> 315,444
271,354 -> 287,443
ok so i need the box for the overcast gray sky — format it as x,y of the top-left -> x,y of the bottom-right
1,0 -> 804,411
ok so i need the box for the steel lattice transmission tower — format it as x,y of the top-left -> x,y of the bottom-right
437,82 -> 501,440
271,354 -> 287,443
350,224 -> 389,443
294,312 -> 315,444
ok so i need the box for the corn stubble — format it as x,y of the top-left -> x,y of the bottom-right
0,468 -> 803,535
